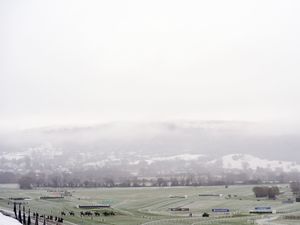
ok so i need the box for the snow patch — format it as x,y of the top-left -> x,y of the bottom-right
0,143 -> 62,160
0,213 -> 21,225
146,154 -> 205,165
220,154 -> 300,172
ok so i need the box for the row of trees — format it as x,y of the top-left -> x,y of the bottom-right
13,202 -> 33,225
13,168 -> 300,189
290,182 -> 300,195
2,161 -> 300,189
13,202 -> 63,225
253,182 -> 300,200
17,171 -> 270,189
252,186 -> 280,199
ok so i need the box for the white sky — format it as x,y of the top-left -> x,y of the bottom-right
1,0 -> 300,129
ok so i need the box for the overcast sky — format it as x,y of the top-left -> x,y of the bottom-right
1,0 -> 300,129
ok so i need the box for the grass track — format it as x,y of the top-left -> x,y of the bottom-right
0,184 -> 300,225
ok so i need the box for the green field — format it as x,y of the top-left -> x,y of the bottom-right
1,184 -> 300,225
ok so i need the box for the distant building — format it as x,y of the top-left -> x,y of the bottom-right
169,195 -> 187,199
78,204 -> 110,209
249,207 -> 275,214
169,207 -> 189,212
199,194 -> 222,197
212,208 -> 230,213
40,196 -> 64,200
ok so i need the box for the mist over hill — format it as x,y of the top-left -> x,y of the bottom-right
1,120 -> 299,162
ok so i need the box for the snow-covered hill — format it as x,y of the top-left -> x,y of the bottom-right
1,144 -> 300,174
217,154 -> 300,172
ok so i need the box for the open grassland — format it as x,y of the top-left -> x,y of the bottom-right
1,184 -> 300,225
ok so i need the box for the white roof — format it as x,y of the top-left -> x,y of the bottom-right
0,213 -> 21,225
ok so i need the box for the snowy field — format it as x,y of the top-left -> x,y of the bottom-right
1,185 -> 300,225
